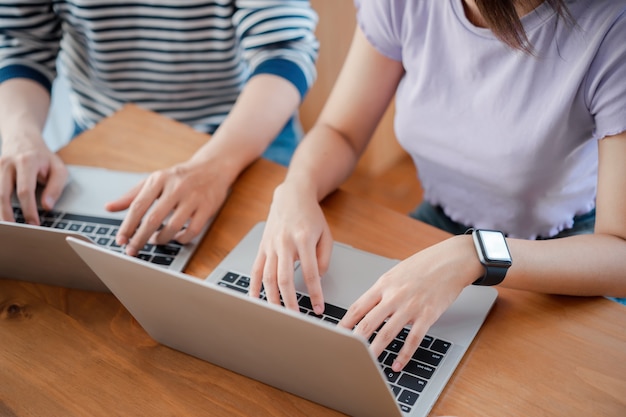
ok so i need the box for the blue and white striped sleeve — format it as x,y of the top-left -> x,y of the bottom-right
234,0 -> 319,99
0,1 -> 62,92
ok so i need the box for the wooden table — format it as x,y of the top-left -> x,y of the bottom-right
1,104 -> 625,416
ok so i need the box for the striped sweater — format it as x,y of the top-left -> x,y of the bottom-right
0,0 -> 318,133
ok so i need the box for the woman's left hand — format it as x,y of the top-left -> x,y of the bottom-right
338,234 -> 483,372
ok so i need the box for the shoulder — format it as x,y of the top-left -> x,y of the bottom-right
354,0 -> 437,61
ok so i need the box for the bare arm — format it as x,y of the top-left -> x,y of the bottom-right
341,131 -> 626,373
250,27 -> 405,313
109,73 -> 303,256
284,27 -> 405,202
0,78 -> 67,224
502,131 -> 626,296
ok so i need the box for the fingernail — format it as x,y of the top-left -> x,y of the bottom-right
313,304 -> 324,315
44,196 -> 55,209
392,360 -> 402,372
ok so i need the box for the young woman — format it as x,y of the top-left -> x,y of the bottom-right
0,1 -> 317,255
250,0 -> 626,372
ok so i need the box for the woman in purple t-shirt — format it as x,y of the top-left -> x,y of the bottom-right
251,0 -> 626,371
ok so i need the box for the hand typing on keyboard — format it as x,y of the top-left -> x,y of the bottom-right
1,139 -> 68,226
336,237 -> 478,372
249,181 -> 331,317
105,161 -> 228,257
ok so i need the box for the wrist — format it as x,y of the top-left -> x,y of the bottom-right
189,145 -> 245,188
0,129 -> 47,155
454,234 -> 487,287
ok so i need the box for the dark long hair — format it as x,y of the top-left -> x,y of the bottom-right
476,0 -> 571,53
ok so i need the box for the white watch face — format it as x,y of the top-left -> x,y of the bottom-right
478,230 -> 511,262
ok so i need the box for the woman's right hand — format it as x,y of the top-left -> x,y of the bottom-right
0,135 -> 68,225
250,181 -> 334,316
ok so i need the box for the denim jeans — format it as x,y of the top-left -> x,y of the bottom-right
409,201 -> 625,306
261,116 -> 301,167
409,201 -> 596,238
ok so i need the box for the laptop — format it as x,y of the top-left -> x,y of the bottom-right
67,221 -> 497,416
1,164 -> 212,292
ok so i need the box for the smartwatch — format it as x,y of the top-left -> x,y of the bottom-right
466,229 -> 512,286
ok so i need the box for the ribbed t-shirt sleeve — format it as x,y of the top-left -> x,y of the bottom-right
0,2 -> 62,92
354,0 -> 403,62
587,9 -> 626,140
234,0 -> 319,99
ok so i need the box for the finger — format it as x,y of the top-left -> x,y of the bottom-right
105,180 -> 144,212
297,237 -> 324,315
250,251 -> 267,299
116,180 -> 163,250
389,322 -> 430,372
316,225 -> 334,276
277,251 -> 299,312
151,203 -> 195,245
14,164 -> 41,225
351,301 -> 391,346
262,253 -> 281,306
338,287 -> 382,330
171,202 -> 215,244
39,164 -> 69,211
0,164 -> 17,222
125,204 -> 173,256
368,314 -> 409,360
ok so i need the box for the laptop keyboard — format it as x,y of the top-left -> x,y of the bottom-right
217,271 -> 452,414
12,207 -> 182,267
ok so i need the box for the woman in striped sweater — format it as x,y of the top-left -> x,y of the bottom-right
0,0 -> 318,255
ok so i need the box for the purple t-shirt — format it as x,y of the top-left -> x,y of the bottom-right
355,0 -> 626,238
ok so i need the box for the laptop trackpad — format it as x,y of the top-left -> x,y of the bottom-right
293,243 -> 399,309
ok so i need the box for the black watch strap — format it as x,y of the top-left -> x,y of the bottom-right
472,265 -> 508,286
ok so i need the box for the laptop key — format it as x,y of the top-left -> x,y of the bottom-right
431,339 -> 451,354
398,374 -> 427,393
151,255 -> 174,266
322,303 -> 347,321
398,389 -> 419,406
155,245 -> 181,256
298,295 -> 347,321
412,348 -> 443,367
221,272 -> 240,283
383,367 -> 401,383
403,360 -> 435,380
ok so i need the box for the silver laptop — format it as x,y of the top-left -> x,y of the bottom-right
67,221 -> 497,416
1,164 -> 212,292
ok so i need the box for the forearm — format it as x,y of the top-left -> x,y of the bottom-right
502,133 -> 626,297
283,121 -> 362,203
0,78 -> 50,148
188,74 -> 300,185
503,233 -> 626,297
